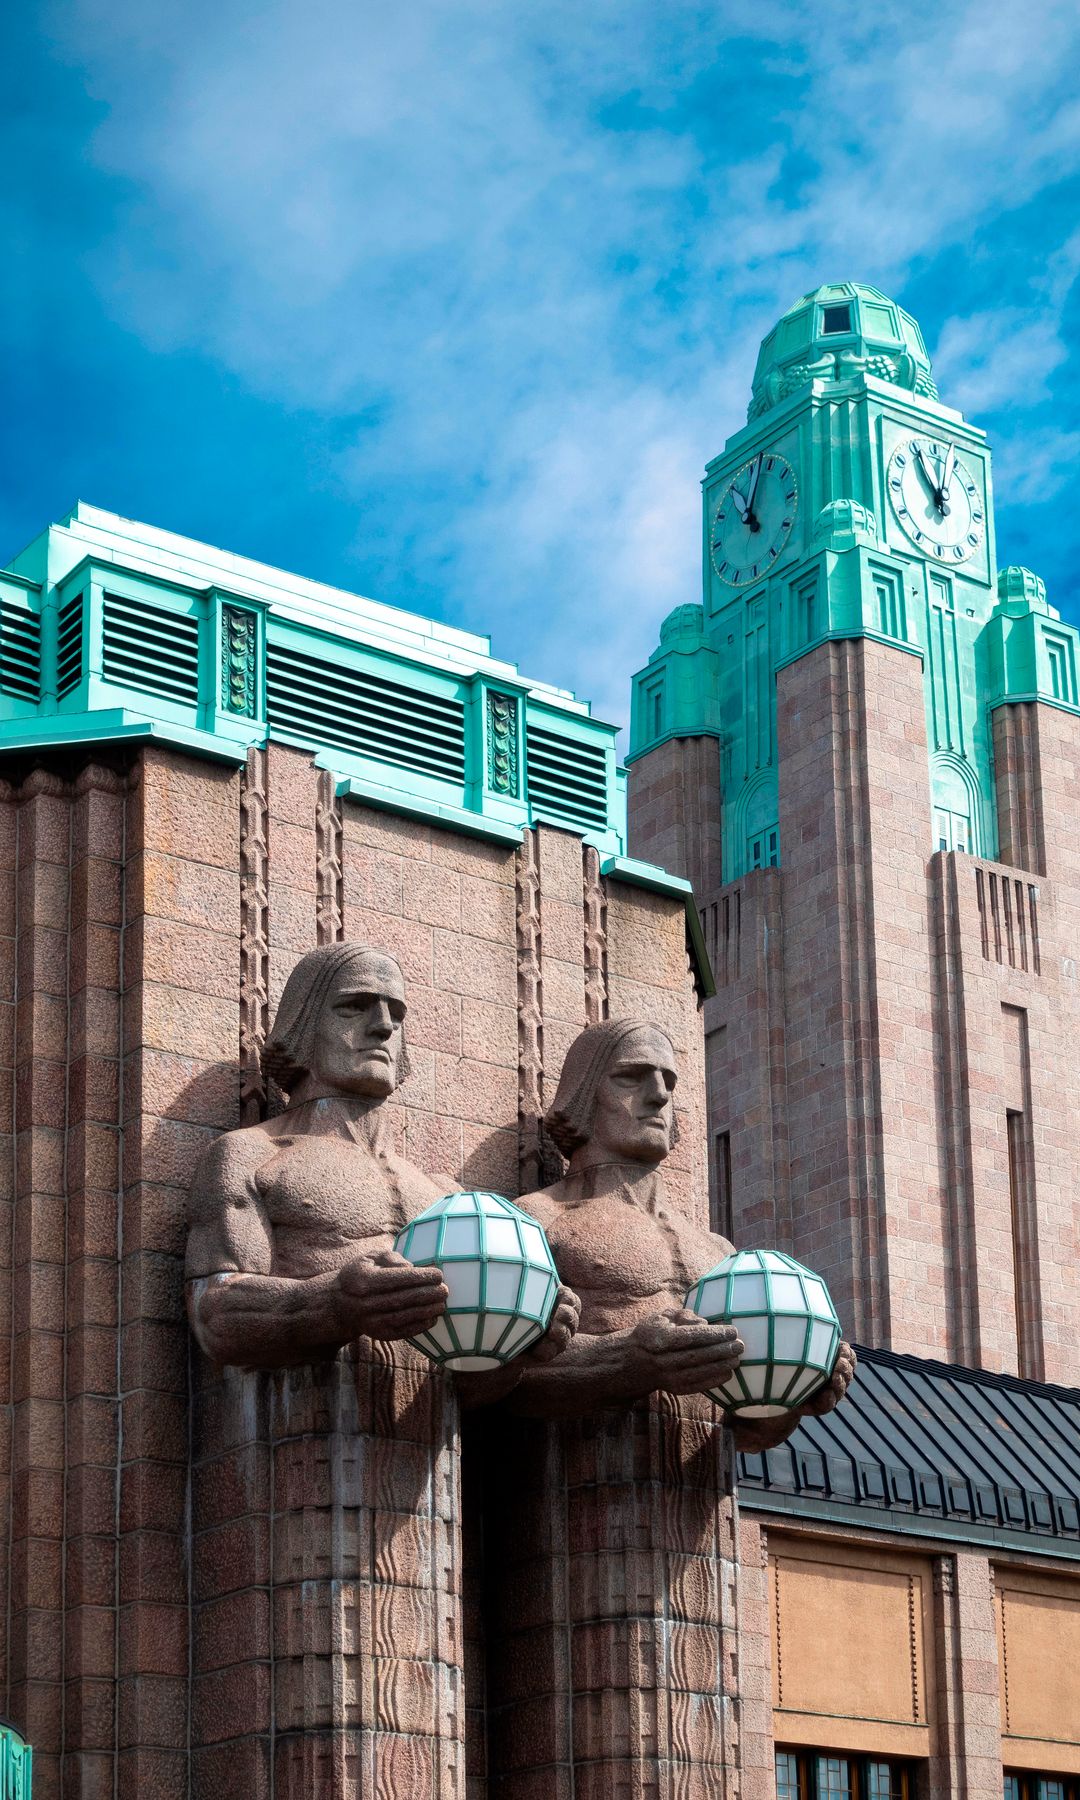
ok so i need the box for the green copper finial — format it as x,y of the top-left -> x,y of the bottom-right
749,282 -> 936,421
996,565 -> 1050,614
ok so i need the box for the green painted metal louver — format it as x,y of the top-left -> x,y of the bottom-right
102,592 -> 199,705
56,595 -> 83,699
0,1721 -> 31,1796
526,723 -> 608,830
0,603 -> 41,704
266,642 -> 466,783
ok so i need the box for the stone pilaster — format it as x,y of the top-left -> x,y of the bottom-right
777,638 -> 947,1352
930,1553 -> 1003,1800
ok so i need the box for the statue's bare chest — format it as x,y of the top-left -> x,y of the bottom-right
544,1196 -> 721,1316
255,1136 -> 418,1269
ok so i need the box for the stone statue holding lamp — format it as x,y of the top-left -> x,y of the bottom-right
491,1017 -> 856,1447
185,942 -> 579,1371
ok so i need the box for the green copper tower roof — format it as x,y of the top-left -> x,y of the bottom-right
630,280 -> 1080,883
749,282 -> 936,421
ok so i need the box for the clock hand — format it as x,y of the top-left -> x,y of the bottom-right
731,487 -> 749,522
745,455 -> 762,514
914,443 -> 944,512
939,444 -> 955,516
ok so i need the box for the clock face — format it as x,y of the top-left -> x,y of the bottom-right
710,451 -> 798,587
887,436 -> 985,563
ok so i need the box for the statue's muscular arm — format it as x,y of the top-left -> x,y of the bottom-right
185,1131 -> 447,1370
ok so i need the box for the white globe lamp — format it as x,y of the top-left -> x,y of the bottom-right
686,1248 -> 841,1418
394,1190 -> 559,1372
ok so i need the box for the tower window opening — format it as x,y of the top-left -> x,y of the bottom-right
712,1130 -> 733,1240
822,303 -> 853,335
650,687 -> 663,738
748,825 -> 780,870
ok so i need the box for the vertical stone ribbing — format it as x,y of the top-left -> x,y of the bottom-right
581,846 -> 607,1029
992,704 -> 1045,877
315,770 -> 344,948
515,830 -> 543,1195
239,748 -> 270,1126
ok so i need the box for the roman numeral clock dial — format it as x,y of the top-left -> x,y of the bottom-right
710,452 -> 798,587
887,436 -> 985,562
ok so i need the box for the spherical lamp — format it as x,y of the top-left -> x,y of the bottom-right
685,1249 -> 841,1418
394,1190 -> 559,1371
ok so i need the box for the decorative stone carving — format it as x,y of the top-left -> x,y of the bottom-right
314,766 -> 344,945
486,688 -> 519,795
221,603 -> 258,715
239,746 -> 270,1123
503,1018 -> 855,1445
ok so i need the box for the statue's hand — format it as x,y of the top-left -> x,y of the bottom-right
524,1284 -> 581,1365
335,1249 -> 448,1342
629,1307 -> 744,1397
728,1341 -> 857,1454
797,1340 -> 857,1417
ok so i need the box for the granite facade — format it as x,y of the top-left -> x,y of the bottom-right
629,637 -> 1080,1383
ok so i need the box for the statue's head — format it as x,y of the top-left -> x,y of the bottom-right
262,943 -> 411,1101
545,1019 -> 678,1168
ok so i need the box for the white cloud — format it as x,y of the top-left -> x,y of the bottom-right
37,0 -> 1080,725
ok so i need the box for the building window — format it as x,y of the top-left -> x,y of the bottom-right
818,1758 -> 854,1800
749,824 -> 780,869
776,1750 -> 913,1800
822,303 -> 853,334
776,1751 -> 801,1800
934,806 -> 970,854
1005,1771 -> 1079,1800
650,686 -> 663,738
711,1129 -> 733,1240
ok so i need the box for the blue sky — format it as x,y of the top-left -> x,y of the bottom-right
3,1 -> 1079,729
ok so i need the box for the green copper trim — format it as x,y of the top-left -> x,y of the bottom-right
600,854 -> 714,997
220,605 -> 259,717
485,689 -> 520,796
334,775 -> 524,844
1,503 -> 646,869
773,627 -> 924,675
0,711 -> 251,762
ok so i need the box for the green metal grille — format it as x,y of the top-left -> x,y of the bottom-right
0,603 -> 41,704
525,723 -> 608,829
102,592 -> 199,705
56,595 -> 84,699
267,642 -> 466,784
0,1722 -> 31,1797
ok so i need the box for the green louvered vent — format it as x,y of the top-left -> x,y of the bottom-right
526,724 -> 608,829
56,595 -> 84,699
102,593 -> 199,705
0,602 -> 41,703
266,643 -> 466,783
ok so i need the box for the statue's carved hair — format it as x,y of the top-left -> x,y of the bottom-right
544,1018 -> 678,1159
261,943 -> 412,1093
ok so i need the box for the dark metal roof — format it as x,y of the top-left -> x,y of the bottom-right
736,1344 -> 1080,1559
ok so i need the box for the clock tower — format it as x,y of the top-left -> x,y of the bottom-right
627,282 -> 1080,1379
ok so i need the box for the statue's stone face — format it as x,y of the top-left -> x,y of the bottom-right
587,1026 -> 677,1165
307,953 -> 407,1099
